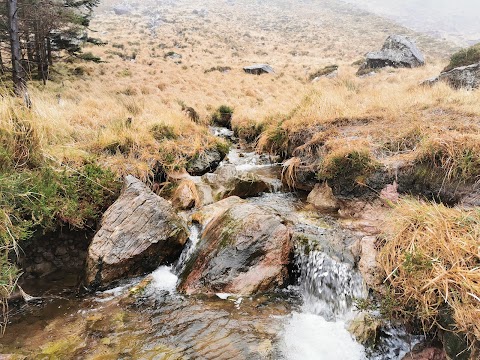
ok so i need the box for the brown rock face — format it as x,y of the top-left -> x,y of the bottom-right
307,183 -> 339,212
402,346 -> 447,360
86,176 -> 189,287
172,179 -> 198,210
358,236 -> 384,291
179,200 -> 293,295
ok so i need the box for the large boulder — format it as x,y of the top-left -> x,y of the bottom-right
424,62 -> 480,90
202,164 -> 271,199
179,200 -> 293,295
358,35 -> 425,74
86,176 -> 189,287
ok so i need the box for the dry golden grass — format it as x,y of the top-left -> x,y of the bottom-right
379,200 -> 480,340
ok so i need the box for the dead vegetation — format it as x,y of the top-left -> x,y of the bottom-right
379,200 -> 480,342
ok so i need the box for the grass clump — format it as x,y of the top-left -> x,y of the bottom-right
415,134 -> 480,182
211,105 -> 234,128
379,200 -> 480,341
318,143 -> 378,184
443,43 -> 480,72
150,123 -> 178,141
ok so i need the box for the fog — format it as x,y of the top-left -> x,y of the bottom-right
342,0 -> 480,45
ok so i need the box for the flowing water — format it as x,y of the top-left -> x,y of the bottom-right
0,130 -> 421,359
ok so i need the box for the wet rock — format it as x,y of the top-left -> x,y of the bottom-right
358,236 -> 384,291
86,176 -> 189,287
307,183 -> 339,212
358,35 -> 425,74
441,331 -> 471,360
191,196 -> 243,227
203,165 -> 271,199
424,62 -> 480,90
172,179 -> 198,210
402,345 -> 447,360
195,181 -> 215,207
187,148 -> 225,176
347,312 -> 381,346
293,223 -> 359,265
224,173 -> 270,198
179,201 -> 293,295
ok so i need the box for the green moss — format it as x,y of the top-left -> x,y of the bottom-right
444,43 -> 480,72
39,335 -> 83,359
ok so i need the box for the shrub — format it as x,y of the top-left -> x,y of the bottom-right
443,43 -> 480,72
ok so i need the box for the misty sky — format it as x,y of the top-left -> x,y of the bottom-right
342,0 -> 480,44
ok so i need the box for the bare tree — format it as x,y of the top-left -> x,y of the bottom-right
7,0 -> 27,96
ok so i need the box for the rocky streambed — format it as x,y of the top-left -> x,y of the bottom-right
0,129 -> 427,360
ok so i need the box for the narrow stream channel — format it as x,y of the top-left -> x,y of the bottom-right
0,128 -> 421,359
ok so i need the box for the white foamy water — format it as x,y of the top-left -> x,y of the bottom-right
151,266 -> 178,294
281,312 -> 366,360
281,245 -> 367,359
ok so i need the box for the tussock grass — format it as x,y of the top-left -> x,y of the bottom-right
379,200 -> 480,340
415,134 -> 480,183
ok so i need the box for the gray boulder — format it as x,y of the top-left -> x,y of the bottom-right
113,6 -> 131,16
187,148 -> 226,176
358,35 -> 425,74
423,62 -> 480,90
85,176 -> 189,287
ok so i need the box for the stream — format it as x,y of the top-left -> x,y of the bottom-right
0,128 -> 421,359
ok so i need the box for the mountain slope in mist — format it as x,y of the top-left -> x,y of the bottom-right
342,0 -> 480,45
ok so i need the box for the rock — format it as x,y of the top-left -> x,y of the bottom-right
402,345 -> 447,360
172,179 -> 198,210
224,173 -> 270,198
441,331 -> 471,360
307,183 -> 339,212
202,165 -> 271,199
347,312 -> 381,346
195,182 -> 215,207
0,355 -> 27,360
191,196 -> 243,227
358,236 -> 384,290
358,35 -> 425,74
424,62 -> 480,90
85,176 -> 189,287
179,201 -> 293,295
187,148 -> 225,176
380,181 -> 399,204
113,6 -> 131,15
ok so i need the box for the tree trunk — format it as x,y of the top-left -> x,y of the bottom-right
46,36 -> 52,66
7,0 -> 27,96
